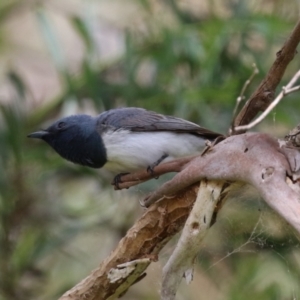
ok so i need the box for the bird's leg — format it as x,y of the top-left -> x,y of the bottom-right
112,154 -> 169,190
113,155 -> 197,190
147,153 -> 169,177
112,172 -> 130,190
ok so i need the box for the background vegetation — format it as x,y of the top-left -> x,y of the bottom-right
1,1 -> 300,299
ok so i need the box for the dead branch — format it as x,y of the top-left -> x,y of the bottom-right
59,184 -> 198,300
234,70 -> 300,132
59,18 -> 300,300
233,19 -> 300,130
143,133 -> 300,233
60,131 -> 300,300
161,180 -> 224,300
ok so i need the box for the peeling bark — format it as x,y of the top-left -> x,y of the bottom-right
59,185 -> 198,300
144,133 -> 300,232
59,132 -> 300,300
161,180 -> 224,300
59,18 -> 300,300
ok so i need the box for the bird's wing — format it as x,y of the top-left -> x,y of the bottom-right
96,107 -> 222,139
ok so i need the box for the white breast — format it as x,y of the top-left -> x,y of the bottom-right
102,129 -> 207,174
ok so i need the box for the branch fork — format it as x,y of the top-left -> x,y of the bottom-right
59,18 -> 300,300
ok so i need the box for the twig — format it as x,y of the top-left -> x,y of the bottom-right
233,19 -> 300,130
230,63 -> 259,133
234,70 -> 300,132
282,84 -> 300,95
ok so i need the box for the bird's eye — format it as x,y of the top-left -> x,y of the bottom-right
57,122 -> 66,129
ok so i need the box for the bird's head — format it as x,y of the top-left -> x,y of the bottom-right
28,114 -> 107,168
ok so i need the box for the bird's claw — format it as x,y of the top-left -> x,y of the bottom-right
147,165 -> 159,179
112,172 -> 129,189
139,197 -> 147,207
146,153 -> 168,179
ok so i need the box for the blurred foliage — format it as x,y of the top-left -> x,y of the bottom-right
1,0 -> 300,299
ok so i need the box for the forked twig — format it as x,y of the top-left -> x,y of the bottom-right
233,19 -> 300,129
58,18 -> 300,300
234,70 -> 300,132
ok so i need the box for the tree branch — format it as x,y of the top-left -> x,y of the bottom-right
143,133 -> 300,233
234,69 -> 300,132
161,180 -> 224,300
59,18 -> 300,300
233,19 -> 300,130
59,184 -> 198,300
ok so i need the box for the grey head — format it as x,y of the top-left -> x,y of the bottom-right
28,114 -> 107,168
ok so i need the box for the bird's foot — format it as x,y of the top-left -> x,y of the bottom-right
147,165 -> 158,178
112,172 -> 130,190
147,153 -> 169,179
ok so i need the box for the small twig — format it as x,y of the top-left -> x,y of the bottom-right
283,84 -> 300,95
234,70 -> 300,132
230,63 -> 259,133
234,19 -> 300,129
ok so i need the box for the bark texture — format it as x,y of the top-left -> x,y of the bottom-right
59,18 -> 300,300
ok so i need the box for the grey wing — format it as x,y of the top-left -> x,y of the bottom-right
96,107 -> 222,139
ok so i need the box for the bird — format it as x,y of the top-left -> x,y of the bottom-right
28,107 -> 222,185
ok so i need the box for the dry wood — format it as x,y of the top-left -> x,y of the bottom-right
59,185 -> 198,299
59,18 -> 300,300
233,19 -> 300,130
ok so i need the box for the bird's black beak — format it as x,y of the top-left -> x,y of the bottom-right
27,130 -> 49,139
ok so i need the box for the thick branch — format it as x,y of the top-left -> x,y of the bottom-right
59,184 -> 198,300
161,180 -> 224,300
233,19 -> 300,129
144,133 -> 300,233
63,132 -> 300,300
59,18 -> 300,300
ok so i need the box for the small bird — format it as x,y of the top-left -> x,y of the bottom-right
28,107 -> 221,183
